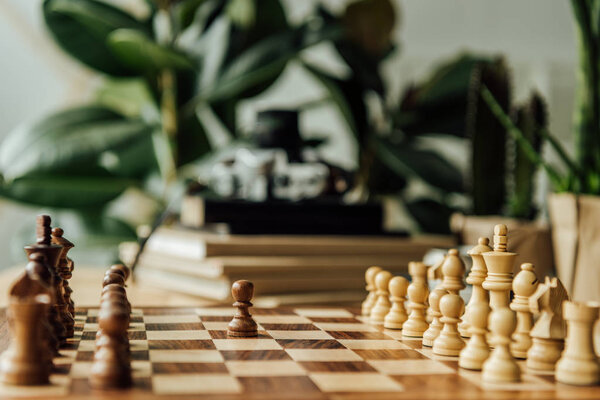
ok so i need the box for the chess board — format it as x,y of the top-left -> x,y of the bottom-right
0,306 -> 597,399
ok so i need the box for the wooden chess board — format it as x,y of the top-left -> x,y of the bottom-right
0,306 -> 597,399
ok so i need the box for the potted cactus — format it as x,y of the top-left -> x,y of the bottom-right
480,1 -> 600,301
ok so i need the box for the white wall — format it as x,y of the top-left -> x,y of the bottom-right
0,0 -> 578,268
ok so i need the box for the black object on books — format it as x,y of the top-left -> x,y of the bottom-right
181,196 -> 402,236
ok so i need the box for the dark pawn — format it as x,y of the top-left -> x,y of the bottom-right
108,264 -> 130,281
227,280 -> 258,337
103,273 -> 125,287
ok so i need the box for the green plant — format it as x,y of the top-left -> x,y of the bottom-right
481,0 -> 600,196
0,0 -> 341,244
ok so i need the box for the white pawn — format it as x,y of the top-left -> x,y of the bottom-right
510,263 -> 538,359
459,302 -> 491,370
422,286 -> 446,347
556,301 -> 600,386
384,276 -> 409,329
361,266 -> 382,316
370,270 -> 392,325
482,308 -> 520,383
402,280 -> 429,337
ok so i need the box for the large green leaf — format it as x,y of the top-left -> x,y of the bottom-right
107,29 -> 195,73
373,137 -> 463,193
0,175 -> 136,208
43,0 -> 150,76
0,106 -> 157,181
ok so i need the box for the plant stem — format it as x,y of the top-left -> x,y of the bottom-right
481,86 -> 564,188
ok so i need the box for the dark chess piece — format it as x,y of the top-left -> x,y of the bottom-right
0,264 -> 53,385
108,264 -> 130,282
24,215 -> 67,344
89,305 -> 132,389
51,227 -> 75,337
103,273 -> 125,287
227,280 -> 258,337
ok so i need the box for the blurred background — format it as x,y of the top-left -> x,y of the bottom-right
0,0 -> 586,300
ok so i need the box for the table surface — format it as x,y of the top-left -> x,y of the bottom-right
0,305 -> 598,400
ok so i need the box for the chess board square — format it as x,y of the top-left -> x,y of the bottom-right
0,375 -> 69,397
145,322 -> 205,331
202,321 -> 230,330
338,339 -> 411,350
391,373 -> 481,392
268,330 -> 333,340
368,359 -> 455,375
132,360 -> 152,377
77,340 -> 95,352
152,362 -> 228,374
220,350 -> 292,361
141,307 -> 195,315
418,348 -> 463,361
213,339 -> 282,351
294,308 -> 353,318
208,330 -> 271,340
152,374 -> 242,394
130,339 -> 149,351
146,330 -> 211,340
252,308 -> 297,315
85,316 -> 97,323
313,322 -> 377,332
308,317 -> 360,323
130,315 -> 144,323
128,330 -> 147,340
131,308 -> 144,315
195,307 -> 236,317
238,376 -> 320,394
286,349 -> 363,362
197,316 -> 232,322
61,341 -> 79,351
75,351 -> 94,362
309,373 -> 403,392
70,361 -> 92,378
225,361 -> 306,376
143,315 -> 200,324
253,315 -> 311,324
131,350 -> 150,361
82,323 -> 98,331
149,349 -> 223,363
327,331 -> 391,340
55,350 -> 76,364
148,339 -> 215,350
459,370 -> 555,391
260,323 -> 319,331
299,361 -> 376,372
128,322 -> 145,331
276,339 -> 345,349
354,349 -> 428,360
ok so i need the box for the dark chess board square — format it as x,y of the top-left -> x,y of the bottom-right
238,376 -> 320,394
141,308 -> 197,315
260,323 -> 319,331
275,339 -> 345,349
128,331 -> 147,340
145,322 -> 205,331
327,331 -> 391,340
81,331 -> 96,340
251,308 -> 297,315
152,362 -> 228,374
299,361 -> 376,373
86,316 -> 97,324
131,350 -> 150,361
148,340 -> 216,350
220,350 -> 292,361
208,330 -> 272,340
75,351 -> 94,361
61,341 -> 79,351
197,316 -> 231,322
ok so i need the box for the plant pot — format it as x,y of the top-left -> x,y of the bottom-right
547,193 -> 600,301
450,213 -> 554,280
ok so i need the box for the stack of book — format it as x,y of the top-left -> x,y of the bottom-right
120,224 -> 455,306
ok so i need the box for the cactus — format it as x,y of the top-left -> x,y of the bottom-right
466,57 -> 511,215
507,93 -> 547,219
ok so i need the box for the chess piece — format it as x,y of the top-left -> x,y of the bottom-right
90,306 -> 132,389
0,268 -> 52,385
402,262 -> 429,337
384,276 -> 409,329
482,225 -> 515,310
103,273 -> 125,287
228,280 -> 258,337
370,270 -> 392,325
510,263 -> 538,359
426,257 -> 444,324
459,237 -> 491,337
527,276 -> 569,371
109,264 -> 130,281
362,266 -> 382,316
51,227 -> 75,338
459,302 -> 491,370
422,285 -> 447,346
556,301 -> 600,386
432,249 -> 465,355
482,307 -> 520,383
24,215 -> 67,344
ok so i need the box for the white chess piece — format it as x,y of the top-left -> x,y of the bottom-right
370,270 -> 392,325
482,308 -> 520,383
384,276 -> 409,329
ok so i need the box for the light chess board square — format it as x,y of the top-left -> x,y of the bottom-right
225,360 -> 306,376
146,330 -> 211,340
308,372 -> 404,392
152,374 -> 242,394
